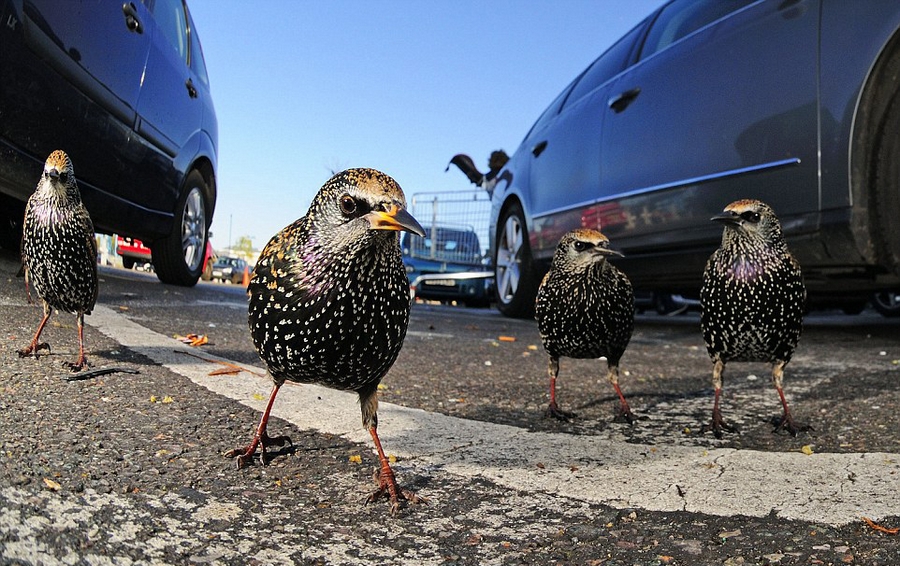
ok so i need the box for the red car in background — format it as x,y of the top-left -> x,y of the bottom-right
117,236 -> 216,281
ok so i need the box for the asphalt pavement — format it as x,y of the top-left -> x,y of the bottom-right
1,253 -> 900,565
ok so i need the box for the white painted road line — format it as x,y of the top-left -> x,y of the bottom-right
89,304 -> 900,526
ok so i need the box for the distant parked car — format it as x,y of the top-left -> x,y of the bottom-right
402,226 -> 492,308
116,236 -> 153,270
0,0 -> 218,287
489,0 -> 900,317
211,256 -> 248,285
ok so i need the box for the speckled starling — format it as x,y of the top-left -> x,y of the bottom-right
700,199 -> 807,438
18,150 -> 98,371
228,168 -> 426,513
535,229 -> 636,423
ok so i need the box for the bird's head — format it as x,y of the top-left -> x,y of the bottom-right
308,168 -> 425,252
553,228 -> 622,271
36,150 -> 80,203
711,199 -> 784,246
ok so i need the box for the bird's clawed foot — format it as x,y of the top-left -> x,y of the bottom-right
702,409 -> 738,439
544,402 -> 576,421
225,431 -> 292,469
366,468 -> 426,515
17,342 -> 50,359
771,413 -> 811,437
613,406 -> 638,425
67,356 -> 90,372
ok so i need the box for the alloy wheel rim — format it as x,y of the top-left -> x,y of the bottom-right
495,215 -> 522,304
182,187 -> 206,272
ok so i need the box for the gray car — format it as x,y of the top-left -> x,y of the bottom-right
489,0 -> 900,317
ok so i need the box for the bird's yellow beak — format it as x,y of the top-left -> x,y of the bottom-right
367,203 -> 426,237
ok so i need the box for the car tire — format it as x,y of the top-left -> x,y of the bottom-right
869,58 -> 900,276
122,257 -> 136,270
871,291 -> 900,317
152,170 -> 209,287
493,201 -> 540,318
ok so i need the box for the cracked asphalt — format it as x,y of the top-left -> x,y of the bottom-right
2,252 -> 900,565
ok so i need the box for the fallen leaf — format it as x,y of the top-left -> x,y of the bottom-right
801,445 -> 814,455
208,366 -> 241,376
43,478 -> 61,491
348,454 -> 362,464
388,454 -> 397,464
252,393 -> 266,401
161,396 -> 174,404
149,395 -> 158,403
498,335 -> 516,342
862,517 -> 899,534
527,344 -> 538,351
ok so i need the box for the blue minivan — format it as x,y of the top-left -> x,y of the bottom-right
0,0 -> 217,286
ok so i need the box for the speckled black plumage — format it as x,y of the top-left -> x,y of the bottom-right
700,199 -> 806,437
535,229 -> 635,422
18,150 -> 98,370
230,168 -> 426,513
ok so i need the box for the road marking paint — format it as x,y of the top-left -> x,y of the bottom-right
88,304 -> 900,526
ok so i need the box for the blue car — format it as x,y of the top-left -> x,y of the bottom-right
489,0 -> 900,316
0,0 -> 217,286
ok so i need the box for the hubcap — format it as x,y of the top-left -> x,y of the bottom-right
495,214 -> 523,304
182,187 -> 206,272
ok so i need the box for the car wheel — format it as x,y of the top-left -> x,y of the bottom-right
871,291 -> 900,317
122,257 -> 136,270
493,201 -> 540,318
152,170 -> 209,286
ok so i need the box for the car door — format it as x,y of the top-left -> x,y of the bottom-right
526,25 -> 644,255
599,0 -> 820,251
15,0 -> 151,194
128,0 -> 206,213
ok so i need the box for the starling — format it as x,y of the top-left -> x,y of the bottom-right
228,168 -> 426,513
18,150 -> 98,371
700,199 -> 806,438
535,229 -> 636,422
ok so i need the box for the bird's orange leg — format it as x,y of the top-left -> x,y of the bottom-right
67,312 -> 90,371
704,360 -> 736,438
365,424 -> 425,515
226,383 -> 292,468
544,357 -> 575,420
771,361 -> 809,436
18,302 -> 52,359
608,364 -> 635,424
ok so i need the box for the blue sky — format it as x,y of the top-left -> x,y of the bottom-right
186,1 -> 665,251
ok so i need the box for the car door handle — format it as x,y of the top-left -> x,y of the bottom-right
532,140 -> 548,158
608,87 -> 641,113
185,78 -> 198,99
122,2 -> 142,34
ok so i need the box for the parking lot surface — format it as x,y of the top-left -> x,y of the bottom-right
2,254 -> 899,565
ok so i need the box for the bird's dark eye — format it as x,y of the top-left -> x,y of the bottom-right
740,211 -> 761,223
573,241 -> 591,252
59,172 -> 69,182
339,195 -> 357,216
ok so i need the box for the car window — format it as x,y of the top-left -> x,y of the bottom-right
187,10 -> 210,88
639,0 -> 758,60
563,25 -> 643,109
524,82 -> 576,139
150,0 -> 189,64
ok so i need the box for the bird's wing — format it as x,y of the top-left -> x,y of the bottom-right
446,154 -> 484,185
77,205 -> 99,311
